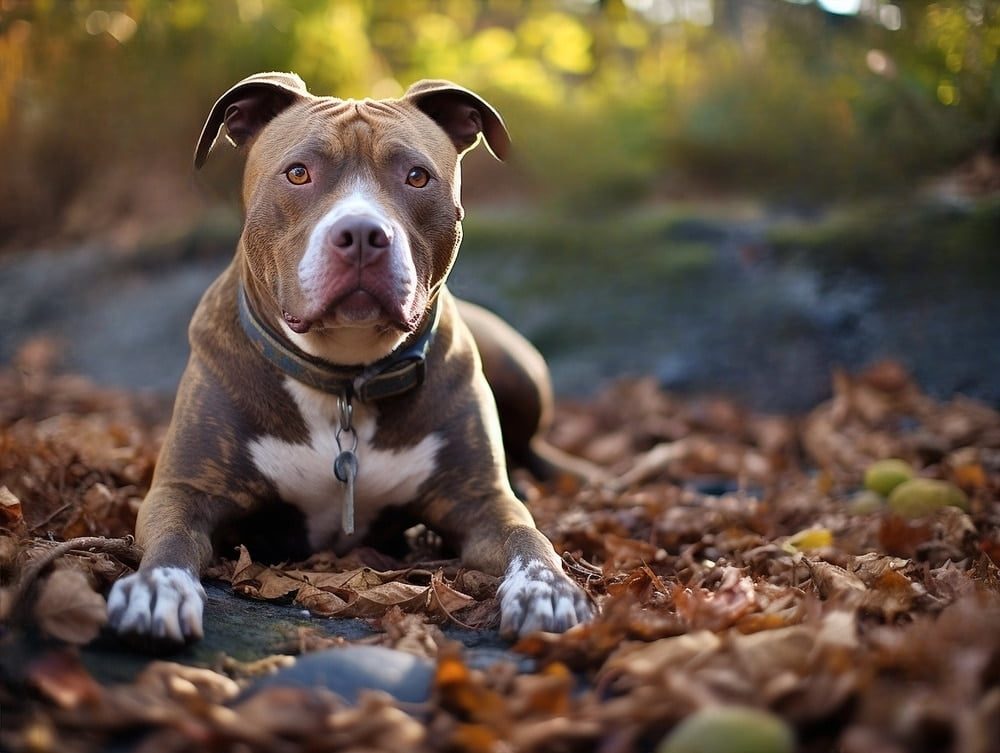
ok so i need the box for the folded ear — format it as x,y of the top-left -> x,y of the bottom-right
194,72 -> 310,169
405,80 -> 510,161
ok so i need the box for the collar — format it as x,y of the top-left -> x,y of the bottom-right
237,286 -> 439,402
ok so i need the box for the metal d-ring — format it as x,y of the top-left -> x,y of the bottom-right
335,394 -> 359,454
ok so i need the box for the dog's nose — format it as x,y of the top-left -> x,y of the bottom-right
327,215 -> 393,264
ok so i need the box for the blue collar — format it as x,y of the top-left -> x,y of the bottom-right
237,286 -> 439,402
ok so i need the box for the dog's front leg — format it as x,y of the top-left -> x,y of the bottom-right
107,484 -> 233,644
425,494 -> 594,637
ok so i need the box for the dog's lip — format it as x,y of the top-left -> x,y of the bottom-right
292,287 -> 414,333
282,310 -> 311,334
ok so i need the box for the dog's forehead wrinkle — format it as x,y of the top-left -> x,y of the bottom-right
267,98 -> 448,177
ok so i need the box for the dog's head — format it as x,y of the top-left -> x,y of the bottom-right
196,72 -> 509,364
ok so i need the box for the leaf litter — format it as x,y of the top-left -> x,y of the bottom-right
1,353 -> 999,752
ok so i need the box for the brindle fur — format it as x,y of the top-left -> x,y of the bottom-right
115,73 -> 596,644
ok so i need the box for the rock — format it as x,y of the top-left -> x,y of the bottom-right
657,706 -> 795,753
887,478 -> 969,518
245,645 -> 434,705
863,459 -> 915,497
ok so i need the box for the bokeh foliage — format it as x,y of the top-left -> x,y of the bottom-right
0,0 -> 997,246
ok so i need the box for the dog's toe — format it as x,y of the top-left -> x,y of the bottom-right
498,556 -> 594,638
108,567 -> 205,645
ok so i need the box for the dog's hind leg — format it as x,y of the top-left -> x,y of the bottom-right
457,300 -> 604,485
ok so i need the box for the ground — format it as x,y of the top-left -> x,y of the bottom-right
1,354 -> 998,753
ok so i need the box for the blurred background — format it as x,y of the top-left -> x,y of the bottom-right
0,0 -> 998,411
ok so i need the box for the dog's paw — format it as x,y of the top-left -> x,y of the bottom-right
497,556 -> 594,638
107,566 -> 206,644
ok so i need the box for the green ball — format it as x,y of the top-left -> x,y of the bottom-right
888,478 -> 969,518
657,707 -> 795,753
863,459 -> 915,497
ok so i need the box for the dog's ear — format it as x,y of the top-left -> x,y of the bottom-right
194,72 -> 310,169
405,80 -> 510,161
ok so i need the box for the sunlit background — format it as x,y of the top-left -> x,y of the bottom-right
0,1 -> 998,409
2,0 -> 997,242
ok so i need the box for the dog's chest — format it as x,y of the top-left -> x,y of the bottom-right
248,379 -> 442,550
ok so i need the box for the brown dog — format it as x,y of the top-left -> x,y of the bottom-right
107,73 -> 595,644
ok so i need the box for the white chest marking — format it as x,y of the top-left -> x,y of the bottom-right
249,379 -> 442,550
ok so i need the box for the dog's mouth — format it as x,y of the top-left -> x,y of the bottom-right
329,289 -> 384,325
283,287 -> 416,335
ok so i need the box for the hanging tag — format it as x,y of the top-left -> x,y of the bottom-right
334,450 -> 358,534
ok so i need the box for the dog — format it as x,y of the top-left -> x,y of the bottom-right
107,73 -> 596,645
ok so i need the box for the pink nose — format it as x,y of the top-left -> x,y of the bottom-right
327,215 -> 392,265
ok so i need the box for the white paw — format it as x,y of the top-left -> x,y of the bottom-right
107,566 -> 206,643
497,556 -> 593,638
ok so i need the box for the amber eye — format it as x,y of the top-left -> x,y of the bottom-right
405,166 -> 430,188
286,164 -> 311,185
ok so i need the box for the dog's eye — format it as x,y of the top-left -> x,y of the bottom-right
285,164 -> 311,185
405,167 -> 430,188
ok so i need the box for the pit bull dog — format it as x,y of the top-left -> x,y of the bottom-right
107,73 -> 595,644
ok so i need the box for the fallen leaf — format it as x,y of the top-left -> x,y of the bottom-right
951,462 -> 987,491
435,651 -> 508,724
339,581 -> 430,618
33,568 -> 107,644
0,485 -> 24,530
289,566 -> 401,591
602,630 -> 723,681
26,649 -> 103,709
805,560 -> 867,603
783,527 -> 834,553
291,582 -> 347,615
671,567 -> 758,631
429,570 -> 474,618
860,569 -> 921,620
136,661 -> 241,705
878,514 -> 934,558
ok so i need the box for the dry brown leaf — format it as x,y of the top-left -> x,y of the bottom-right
429,570 -> 475,617
805,560 -> 867,603
671,567 -> 758,631
860,570 -> 922,620
290,566 -> 399,591
33,567 -> 107,644
3,361 -> 999,753
602,630 -> 722,681
339,581 -> 430,618
435,651 -> 508,725
878,514 -> 934,558
231,543 -> 254,578
0,532 -> 18,570
136,661 -> 241,705
376,606 -> 444,657
294,583 -> 351,615
0,485 -> 24,530
230,685 -> 341,740
727,624 -> 815,686
26,649 -> 103,709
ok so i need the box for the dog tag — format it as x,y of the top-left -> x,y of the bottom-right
334,450 -> 358,535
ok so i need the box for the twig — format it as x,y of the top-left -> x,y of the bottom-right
7,535 -> 142,616
430,573 -> 478,630
28,501 -> 74,533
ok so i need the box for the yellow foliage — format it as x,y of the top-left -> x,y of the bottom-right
469,27 -> 518,66
291,1 -> 379,96
782,528 -> 834,553
169,0 -> 207,29
0,20 -> 31,126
